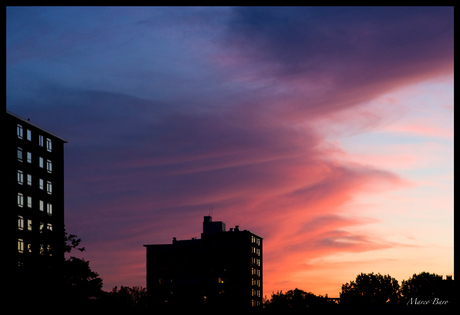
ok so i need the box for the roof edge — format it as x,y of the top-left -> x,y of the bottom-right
7,111 -> 68,143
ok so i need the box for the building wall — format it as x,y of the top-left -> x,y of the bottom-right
201,229 -> 263,308
6,111 -> 66,301
145,240 -> 205,308
144,217 -> 263,310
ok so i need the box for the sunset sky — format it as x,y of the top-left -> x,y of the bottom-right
6,6 -> 453,297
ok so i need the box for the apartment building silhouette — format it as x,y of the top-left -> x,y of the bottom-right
144,216 -> 263,310
5,110 -> 67,302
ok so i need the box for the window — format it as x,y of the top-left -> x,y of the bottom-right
27,243 -> 32,253
40,244 -> 45,255
27,152 -> 32,163
17,193 -> 24,207
17,147 -> 23,161
39,179 -> 44,190
27,174 -> 32,186
39,135 -> 44,147
18,239 -> 24,253
27,219 -> 32,231
39,157 -> 44,168
27,196 -> 32,208
39,200 -> 44,212
47,223 -> 52,231
40,222 -> 44,233
46,159 -> 52,173
46,181 -> 52,195
47,203 -> 52,216
27,129 -> 32,141
17,170 -> 23,185
46,138 -> 52,152
17,125 -> 23,139
18,216 -> 24,230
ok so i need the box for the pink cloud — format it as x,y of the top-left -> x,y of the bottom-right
41,7 -> 452,297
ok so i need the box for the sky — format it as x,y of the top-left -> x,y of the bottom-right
6,6 -> 453,297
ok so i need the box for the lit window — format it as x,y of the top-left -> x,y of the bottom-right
40,222 -> 44,233
47,203 -> 52,216
27,174 -> 32,186
17,170 -> 23,185
39,135 -> 44,147
39,200 -> 44,212
27,219 -> 32,231
27,152 -> 32,163
18,216 -> 24,230
40,244 -> 45,255
46,160 -> 52,173
27,129 -> 31,141
46,181 -> 52,195
47,245 -> 52,256
46,138 -> 52,152
17,148 -> 23,161
39,157 -> 44,168
17,125 -> 23,139
17,193 -> 24,207
18,239 -> 24,253
39,179 -> 44,190
27,243 -> 32,253
47,223 -> 52,231
27,196 -> 32,208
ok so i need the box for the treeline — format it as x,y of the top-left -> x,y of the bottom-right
67,272 -> 454,313
20,231 -> 452,313
263,272 -> 454,311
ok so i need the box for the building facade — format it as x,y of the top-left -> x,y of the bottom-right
144,216 -> 263,310
5,110 -> 67,302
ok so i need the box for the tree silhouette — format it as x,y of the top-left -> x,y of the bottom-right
101,285 -> 148,312
63,228 -> 86,254
340,272 -> 400,307
400,272 -> 453,306
265,288 -> 338,310
63,256 -> 103,300
61,229 -> 104,308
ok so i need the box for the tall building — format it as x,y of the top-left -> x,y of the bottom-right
5,110 -> 67,303
144,216 -> 263,310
